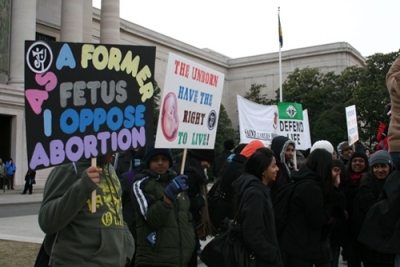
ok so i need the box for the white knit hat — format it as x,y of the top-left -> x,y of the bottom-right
310,140 -> 334,154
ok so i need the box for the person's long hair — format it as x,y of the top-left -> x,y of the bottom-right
306,149 -> 334,195
243,147 -> 274,180
233,147 -> 275,214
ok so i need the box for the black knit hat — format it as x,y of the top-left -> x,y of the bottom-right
143,146 -> 173,168
188,149 -> 216,163
349,151 -> 369,170
223,139 -> 234,150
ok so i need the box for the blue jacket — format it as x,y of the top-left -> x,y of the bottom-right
5,161 -> 16,176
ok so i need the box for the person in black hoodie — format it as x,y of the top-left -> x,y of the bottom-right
232,147 -> 284,267
278,149 -> 345,266
341,151 -> 369,267
269,136 -> 296,198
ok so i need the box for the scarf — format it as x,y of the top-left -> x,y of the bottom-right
350,172 -> 362,182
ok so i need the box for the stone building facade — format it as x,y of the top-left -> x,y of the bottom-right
0,0 -> 366,185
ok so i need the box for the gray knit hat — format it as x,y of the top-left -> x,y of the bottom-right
369,150 -> 392,167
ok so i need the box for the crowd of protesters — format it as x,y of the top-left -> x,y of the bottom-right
36,56 -> 400,267
36,137 -> 400,267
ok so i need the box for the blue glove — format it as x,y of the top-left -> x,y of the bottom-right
164,175 -> 189,201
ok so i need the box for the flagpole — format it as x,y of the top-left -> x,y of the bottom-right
279,43 -> 282,102
278,7 -> 283,102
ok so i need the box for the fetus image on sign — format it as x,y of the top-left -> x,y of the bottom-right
161,92 -> 179,141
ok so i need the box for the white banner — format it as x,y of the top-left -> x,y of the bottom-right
155,53 -> 224,148
237,96 -> 312,150
237,95 -> 278,146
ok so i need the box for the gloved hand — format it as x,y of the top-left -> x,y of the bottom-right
164,175 -> 189,201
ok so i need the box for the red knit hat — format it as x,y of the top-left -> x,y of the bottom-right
240,140 -> 265,158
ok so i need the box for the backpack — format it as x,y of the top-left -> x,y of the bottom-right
207,178 -> 222,235
272,179 -> 310,237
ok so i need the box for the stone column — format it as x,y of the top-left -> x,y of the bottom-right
61,0 -> 83,42
100,0 -> 120,44
8,0 -> 37,88
83,0 -> 93,42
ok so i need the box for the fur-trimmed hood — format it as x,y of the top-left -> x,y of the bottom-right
270,136 -> 295,166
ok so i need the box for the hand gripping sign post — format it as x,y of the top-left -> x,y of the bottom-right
25,41 -> 156,212
345,105 -> 359,146
155,53 -> 224,236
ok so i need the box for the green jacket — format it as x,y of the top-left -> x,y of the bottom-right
132,169 -> 195,267
39,160 -> 135,267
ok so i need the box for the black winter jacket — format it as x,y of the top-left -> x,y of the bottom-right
352,173 -> 385,237
358,170 -> 400,254
353,172 -> 395,264
232,174 -> 284,267
279,165 -> 345,261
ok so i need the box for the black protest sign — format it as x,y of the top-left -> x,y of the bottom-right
24,41 -> 156,170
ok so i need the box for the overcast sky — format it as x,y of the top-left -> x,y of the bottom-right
93,0 -> 400,59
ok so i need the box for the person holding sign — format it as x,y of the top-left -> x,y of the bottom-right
131,146 -> 195,267
38,155 -> 135,267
